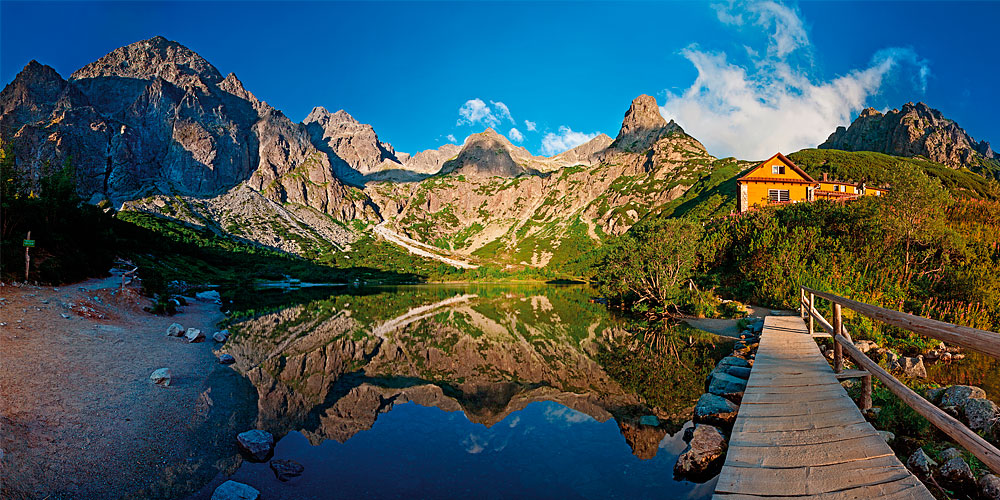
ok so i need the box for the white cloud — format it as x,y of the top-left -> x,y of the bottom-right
524,119 -> 537,131
661,2 -> 930,160
446,134 -> 457,143
713,0 -> 809,59
508,127 -> 524,143
541,126 -> 600,156
456,98 -> 515,129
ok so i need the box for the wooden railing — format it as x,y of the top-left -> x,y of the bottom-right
799,286 -> 1000,474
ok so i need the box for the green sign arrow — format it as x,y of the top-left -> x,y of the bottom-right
23,239 -> 35,247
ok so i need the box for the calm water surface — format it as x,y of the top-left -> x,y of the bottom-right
203,284 -> 731,499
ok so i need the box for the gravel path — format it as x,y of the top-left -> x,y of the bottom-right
0,279 -> 257,499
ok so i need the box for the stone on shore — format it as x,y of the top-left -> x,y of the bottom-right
211,480 -> 260,500
707,371 -> 748,401
939,447 -> 962,462
717,356 -> 751,369
674,424 -> 727,477
891,355 -> 927,378
979,474 -> 1000,499
184,328 -> 204,343
213,330 -> 230,342
149,368 -> 171,387
237,429 -> 274,461
962,398 -> 999,432
166,322 -> 184,337
855,339 -> 878,354
941,385 -> 987,408
939,456 -> 975,486
876,430 -> 895,444
218,353 -> 235,365
270,459 -> 305,481
694,393 -> 739,427
906,448 -> 936,475
196,290 -> 222,304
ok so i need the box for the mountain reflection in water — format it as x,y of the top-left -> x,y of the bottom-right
217,284 -> 731,499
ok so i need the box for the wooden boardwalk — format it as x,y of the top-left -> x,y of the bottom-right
713,315 -> 934,499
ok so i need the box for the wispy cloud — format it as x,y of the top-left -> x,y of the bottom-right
508,127 -> 524,143
540,126 -> 600,156
446,134 -> 458,143
456,98 -> 515,129
661,1 -> 930,159
524,119 -> 537,132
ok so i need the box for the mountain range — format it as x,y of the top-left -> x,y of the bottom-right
2,36 -> 996,270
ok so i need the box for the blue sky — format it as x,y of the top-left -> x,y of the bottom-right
2,1 -> 998,160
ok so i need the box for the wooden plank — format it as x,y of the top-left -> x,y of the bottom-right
739,386 -> 848,404
714,476 -> 928,499
729,422 -> 880,447
715,455 -> 914,496
736,396 -> 860,418
834,369 -> 869,380
725,434 -> 895,468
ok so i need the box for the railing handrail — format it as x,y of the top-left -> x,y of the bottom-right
803,286 -> 1000,359
799,286 -> 1000,474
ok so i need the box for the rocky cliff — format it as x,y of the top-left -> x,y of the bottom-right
819,102 -> 998,173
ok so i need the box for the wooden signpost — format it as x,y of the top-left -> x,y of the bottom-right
24,231 -> 32,282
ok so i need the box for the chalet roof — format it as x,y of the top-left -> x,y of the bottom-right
738,153 -> 817,184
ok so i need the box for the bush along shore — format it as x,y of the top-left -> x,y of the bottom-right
673,317 -> 763,479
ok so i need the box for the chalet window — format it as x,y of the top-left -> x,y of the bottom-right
768,189 -> 790,202
834,185 -> 840,192
772,164 -> 785,175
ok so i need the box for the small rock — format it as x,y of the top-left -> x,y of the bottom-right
184,328 -> 204,343
218,354 -> 235,365
876,430 -> 895,443
270,459 -> 305,481
166,322 -> 184,337
639,415 -> 660,426
855,339 -> 878,354
694,393 -> 739,427
962,398 -> 999,432
937,341 -> 946,350
939,447 -> 962,462
940,352 -> 953,363
211,480 -> 260,500
925,387 -> 945,404
706,371 -> 748,401
60,313 -> 70,319
213,330 -> 230,342
674,424 -> 727,477
953,353 -> 965,361
979,474 -> 1000,499
941,385 -> 987,407
907,448 -> 936,475
196,290 -> 222,304
939,456 -> 975,486
717,356 -> 751,369
237,429 -> 274,461
891,355 -> 927,378
149,368 -> 171,387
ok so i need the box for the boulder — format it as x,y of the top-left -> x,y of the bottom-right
166,322 -> 184,337
270,459 -> 305,481
876,430 -> 895,444
184,328 -> 204,343
939,456 -> 975,486
213,330 -> 230,342
979,474 -> 1000,500
237,429 -> 274,461
906,448 -> 936,475
925,387 -> 945,404
674,424 -> 727,477
962,398 -> 999,432
717,356 -> 751,369
939,447 -> 962,462
694,393 -> 739,427
218,353 -> 236,365
149,368 -> 171,387
722,365 -> 752,379
196,290 -> 222,304
892,355 -> 927,378
707,371 -> 748,401
211,480 -> 260,500
941,385 -> 987,408
855,339 -> 878,354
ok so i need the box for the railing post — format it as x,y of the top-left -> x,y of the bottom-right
809,293 -> 815,335
833,303 -> 843,373
861,374 -> 873,411
800,288 -> 806,318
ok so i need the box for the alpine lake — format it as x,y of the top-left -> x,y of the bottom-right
185,284 -> 733,499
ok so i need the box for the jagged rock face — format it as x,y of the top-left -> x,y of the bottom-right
819,102 -> 997,169
1,36 -> 370,221
611,94 -> 681,153
303,107 -> 403,183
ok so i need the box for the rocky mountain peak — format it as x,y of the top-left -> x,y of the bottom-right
820,101 -> 996,169
611,94 -> 680,153
0,60 -> 69,129
303,106 -> 401,182
70,35 -> 223,87
441,128 -> 533,178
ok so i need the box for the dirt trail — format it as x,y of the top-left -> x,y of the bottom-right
374,223 -> 479,269
0,278 -> 257,500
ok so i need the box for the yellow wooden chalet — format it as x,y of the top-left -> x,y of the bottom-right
737,153 -> 817,212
